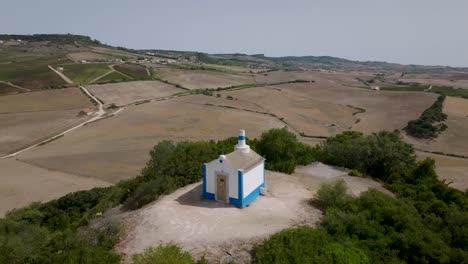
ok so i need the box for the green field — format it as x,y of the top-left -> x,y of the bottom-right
95,71 -> 131,83
382,84 -> 468,98
0,56 -> 69,89
61,63 -> 112,84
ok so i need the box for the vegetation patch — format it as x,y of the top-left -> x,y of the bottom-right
114,63 -> 150,79
0,56 -> 69,89
406,95 -> 447,138
95,71 -> 131,84
382,84 -> 468,98
133,244 -> 207,264
61,63 -> 112,84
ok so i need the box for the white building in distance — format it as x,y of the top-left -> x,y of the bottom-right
203,130 -> 265,208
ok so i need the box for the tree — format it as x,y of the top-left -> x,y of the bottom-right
256,128 -> 298,173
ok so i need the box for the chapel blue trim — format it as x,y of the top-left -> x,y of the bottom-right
238,135 -> 245,140
229,197 -> 241,206
238,169 -> 244,206
242,184 -> 262,207
203,192 -> 215,200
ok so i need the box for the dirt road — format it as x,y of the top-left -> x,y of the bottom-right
48,65 -> 73,84
1,86 -> 107,158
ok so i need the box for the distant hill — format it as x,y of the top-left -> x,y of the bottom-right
0,34 -> 104,46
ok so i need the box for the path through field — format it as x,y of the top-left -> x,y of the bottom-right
48,65 -> 73,84
1,86 -> 107,158
0,81 -> 30,92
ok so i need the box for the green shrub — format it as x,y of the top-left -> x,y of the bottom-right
406,95 -> 447,138
133,244 -> 206,264
314,179 -> 350,209
349,169 -> 362,177
254,227 -> 369,264
123,176 -> 176,210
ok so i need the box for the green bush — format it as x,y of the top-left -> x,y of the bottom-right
314,179 -> 350,209
123,176 -> 176,210
133,244 -> 207,264
319,130 -> 416,180
256,127 -> 318,174
406,95 -> 447,138
254,227 -> 369,264
348,169 -> 362,177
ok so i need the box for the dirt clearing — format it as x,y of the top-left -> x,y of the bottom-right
119,165 -> 390,263
0,159 -> 111,217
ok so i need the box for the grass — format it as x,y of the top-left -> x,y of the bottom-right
95,71 -> 132,83
382,84 -> 468,98
60,63 -> 112,84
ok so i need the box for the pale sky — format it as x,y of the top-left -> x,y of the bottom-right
1,0 -> 467,67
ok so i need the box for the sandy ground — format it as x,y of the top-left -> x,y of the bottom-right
0,88 -> 94,113
0,110 -> 90,155
405,97 -> 468,157
17,97 -> 284,182
156,67 -> 256,89
86,81 -> 184,106
0,158 -> 111,217
118,164 -> 391,263
416,151 -> 468,191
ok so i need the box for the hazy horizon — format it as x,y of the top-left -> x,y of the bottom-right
2,0 -> 468,67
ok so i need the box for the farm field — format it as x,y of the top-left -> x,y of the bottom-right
405,96 -> 468,157
0,109 -> 90,155
155,67 -> 256,89
86,80 -> 184,106
254,70 -> 368,86
17,97 -> 284,183
218,82 -> 437,136
95,71 -> 131,83
0,87 -> 94,113
67,51 -> 113,62
215,86 -> 357,137
382,84 -> 468,98
0,159 -> 110,217
0,56 -> 69,89
401,72 -> 468,89
416,151 -> 468,191
0,82 -> 21,94
114,63 -> 148,79
60,63 -> 112,84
